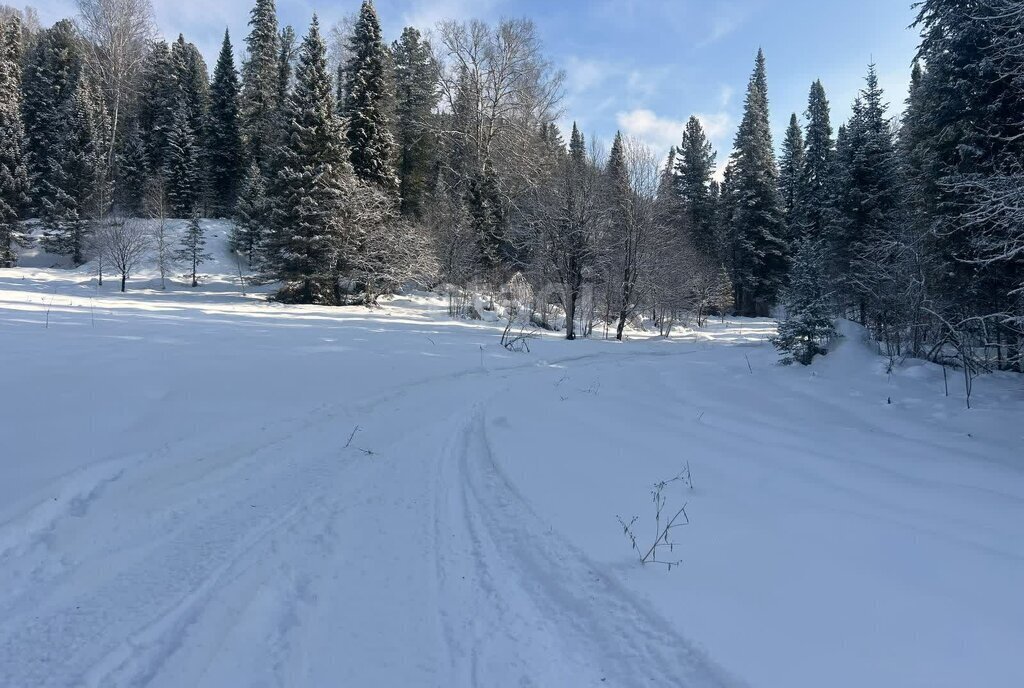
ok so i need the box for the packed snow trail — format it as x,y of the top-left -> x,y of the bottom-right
2,253 -> 1023,687
0,305 -> 738,686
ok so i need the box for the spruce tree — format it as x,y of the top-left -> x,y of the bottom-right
264,15 -> 355,303
240,0 -> 280,170
728,49 -> 786,316
136,41 -> 177,176
208,29 -> 243,215
165,102 -> 200,217
40,75 -> 109,264
795,80 -> 834,241
772,238 -> 836,365
277,25 -> 296,104
392,26 -> 437,218
176,214 -> 212,287
830,64 -> 900,323
116,118 -> 148,216
21,19 -> 82,214
343,0 -> 398,192
232,161 -> 270,265
0,15 -> 28,267
912,0 -> 1023,319
779,113 -> 805,241
674,115 -> 717,263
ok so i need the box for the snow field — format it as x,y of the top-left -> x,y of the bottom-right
0,231 -> 1022,687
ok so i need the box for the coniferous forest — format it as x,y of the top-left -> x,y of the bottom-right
0,0 -> 1022,371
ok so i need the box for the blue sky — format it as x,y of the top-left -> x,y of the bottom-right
33,0 -> 921,171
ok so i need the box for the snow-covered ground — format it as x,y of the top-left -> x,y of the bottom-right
1,224 -> 1022,687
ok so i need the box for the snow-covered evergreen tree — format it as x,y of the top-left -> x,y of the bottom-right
232,160 -> 270,264
240,0 -> 279,170
116,118 -> 148,216
41,75 -> 110,264
772,238 -> 835,365
22,19 -> 81,215
674,115 -> 717,263
165,102 -> 200,217
830,64 -> 900,322
728,49 -> 786,316
343,0 -> 398,193
779,113 -> 805,241
795,80 -> 834,241
392,26 -> 437,218
0,15 -> 28,266
176,214 -> 211,287
264,15 -> 355,303
136,40 -> 176,176
208,29 -> 243,215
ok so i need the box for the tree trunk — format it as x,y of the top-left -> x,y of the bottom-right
564,287 -> 577,341
120,274 -> 126,292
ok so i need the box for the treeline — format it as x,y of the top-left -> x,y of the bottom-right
0,0 -> 1020,369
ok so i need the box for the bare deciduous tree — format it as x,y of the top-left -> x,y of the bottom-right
76,0 -> 155,168
144,176 -> 172,288
97,217 -> 150,291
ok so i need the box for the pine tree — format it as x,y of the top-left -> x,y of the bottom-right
116,118 -> 148,216
176,214 -> 212,287
795,80 -> 834,241
392,26 -> 437,218
772,238 -> 836,365
674,115 -> 717,263
232,160 -> 270,264
728,49 -> 786,316
343,0 -> 398,192
21,19 -> 82,214
41,75 -> 110,264
165,102 -> 200,217
264,15 -> 355,303
240,0 -> 280,170
208,29 -> 243,215
779,113 -> 805,241
0,15 -> 28,266
136,41 -> 176,176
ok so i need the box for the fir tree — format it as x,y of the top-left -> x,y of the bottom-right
392,26 -> 437,218
136,41 -> 177,176
795,80 -> 834,241
21,19 -> 82,213
264,15 -> 355,303
232,160 -> 270,264
728,49 -> 786,316
343,0 -> 398,192
165,102 -> 200,217
0,15 -> 28,266
176,214 -> 212,287
208,29 -> 244,215
772,238 -> 836,365
240,0 -> 280,170
116,118 -> 148,216
779,113 -> 805,240
674,115 -> 717,262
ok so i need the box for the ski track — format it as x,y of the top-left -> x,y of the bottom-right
435,407 -> 738,687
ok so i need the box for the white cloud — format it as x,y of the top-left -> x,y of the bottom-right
615,108 -> 686,156
694,111 -> 732,140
